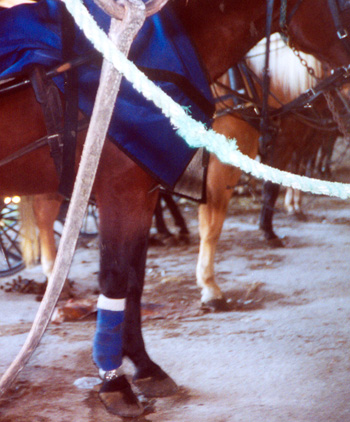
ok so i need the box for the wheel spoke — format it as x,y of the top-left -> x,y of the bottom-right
0,200 -> 25,277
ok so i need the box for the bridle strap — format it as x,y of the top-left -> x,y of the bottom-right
271,65 -> 350,117
280,0 -> 304,31
259,0 -> 277,162
327,0 -> 350,55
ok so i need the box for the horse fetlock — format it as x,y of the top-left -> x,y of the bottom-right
41,256 -> 55,279
199,280 -> 224,305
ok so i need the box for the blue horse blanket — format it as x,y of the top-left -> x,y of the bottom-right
0,0 -> 214,189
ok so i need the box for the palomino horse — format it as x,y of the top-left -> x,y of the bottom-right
196,74 -> 260,306
2,0 -> 350,417
250,37 -> 341,242
19,193 -> 62,279
196,34 -> 338,307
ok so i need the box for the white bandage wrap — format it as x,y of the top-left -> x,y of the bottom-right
97,294 -> 126,312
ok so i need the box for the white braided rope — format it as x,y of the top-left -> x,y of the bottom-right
62,0 -> 350,199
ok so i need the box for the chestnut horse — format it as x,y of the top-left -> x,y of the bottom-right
196,34 -> 341,307
19,39 -> 332,308
196,73 -> 260,306
2,0 -> 350,417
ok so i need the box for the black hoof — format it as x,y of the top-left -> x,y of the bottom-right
295,212 -> 308,222
99,375 -> 144,418
162,235 -> 179,247
133,372 -> 178,398
201,298 -> 229,312
148,235 -> 167,247
267,237 -> 285,248
178,233 -> 190,245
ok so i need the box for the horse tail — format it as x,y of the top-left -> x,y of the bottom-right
19,196 -> 40,268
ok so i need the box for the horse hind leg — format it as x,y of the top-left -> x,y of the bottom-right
259,181 -> 284,246
291,189 -> 305,218
284,188 -> 306,220
162,192 -> 190,244
153,192 -> 189,245
152,194 -> 174,243
284,187 -> 295,215
19,196 -> 40,270
33,193 -> 63,279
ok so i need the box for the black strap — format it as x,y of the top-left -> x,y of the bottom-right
328,0 -> 350,55
29,66 -> 64,175
59,3 -> 79,198
239,61 -> 266,105
259,0 -> 278,162
0,118 -> 89,170
280,0 -> 304,31
271,65 -> 350,117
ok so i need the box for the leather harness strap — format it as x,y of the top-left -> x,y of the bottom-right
0,53 -> 98,178
28,4 -> 80,199
29,65 -> 64,177
26,4 -> 80,199
59,4 -> 79,198
328,0 -> 350,55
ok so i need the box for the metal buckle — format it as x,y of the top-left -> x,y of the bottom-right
306,87 -> 317,100
337,28 -> 348,39
342,64 -> 350,77
101,368 -> 123,381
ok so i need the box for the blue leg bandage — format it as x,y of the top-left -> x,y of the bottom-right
93,295 -> 126,371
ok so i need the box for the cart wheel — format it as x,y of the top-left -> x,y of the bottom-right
54,198 -> 99,240
0,199 -> 25,277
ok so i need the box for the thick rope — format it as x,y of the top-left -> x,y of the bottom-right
62,0 -> 350,199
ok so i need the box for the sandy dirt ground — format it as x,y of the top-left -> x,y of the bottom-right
0,181 -> 350,421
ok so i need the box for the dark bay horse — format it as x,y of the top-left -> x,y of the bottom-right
2,0 -> 350,417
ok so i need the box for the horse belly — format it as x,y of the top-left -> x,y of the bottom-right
0,87 -> 60,195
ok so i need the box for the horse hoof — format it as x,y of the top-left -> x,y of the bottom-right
99,375 -> 144,417
267,237 -> 284,248
295,212 -> 308,222
133,373 -> 178,398
178,233 -> 190,245
201,298 -> 229,312
162,235 -> 179,247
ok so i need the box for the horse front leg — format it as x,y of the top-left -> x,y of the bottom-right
93,146 -> 177,417
197,154 -> 241,309
197,117 -> 259,310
